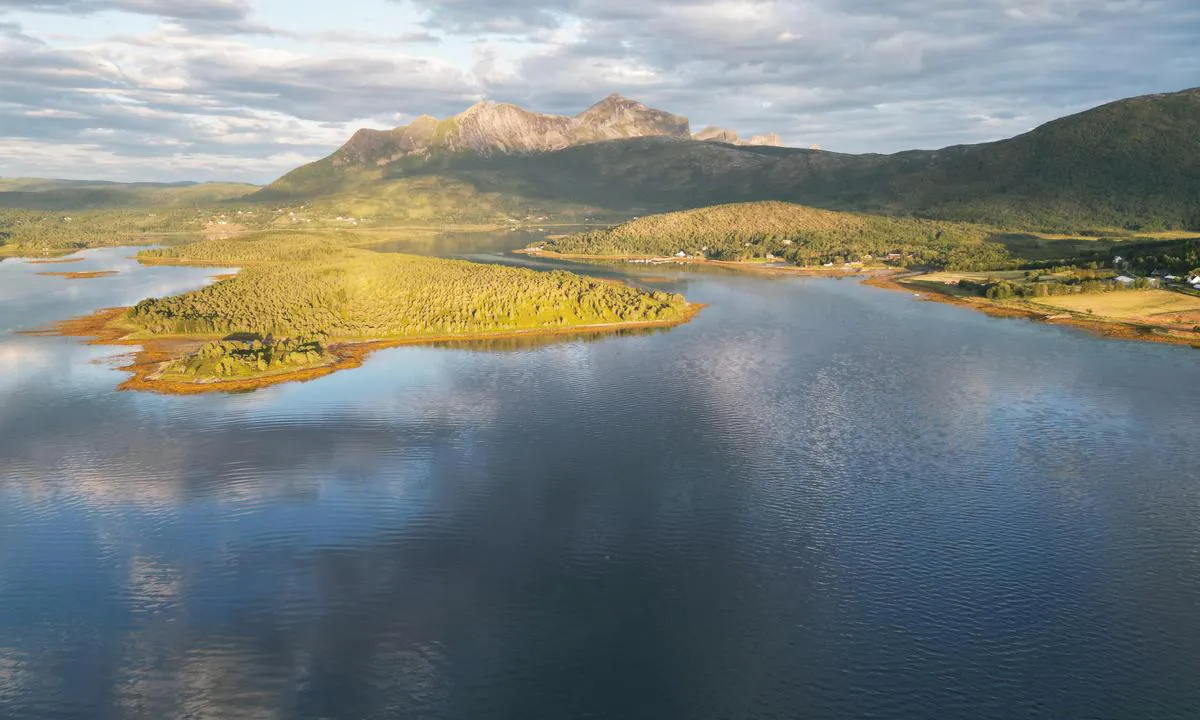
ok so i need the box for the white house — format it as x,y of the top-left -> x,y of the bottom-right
1114,275 -> 1135,285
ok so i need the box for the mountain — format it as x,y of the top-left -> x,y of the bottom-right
693,126 -> 784,147
264,95 -> 792,199
335,94 -> 689,166
260,87 -> 1200,231
275,93 -> 688,191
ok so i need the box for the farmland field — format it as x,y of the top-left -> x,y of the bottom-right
1030,289 -> 1200,319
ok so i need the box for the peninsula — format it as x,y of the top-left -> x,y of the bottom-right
51,231 -> 699,393
528,201 -> 1200,347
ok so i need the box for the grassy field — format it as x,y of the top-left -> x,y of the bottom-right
992,233 -> 1112,262
1030,289 -> 1200,320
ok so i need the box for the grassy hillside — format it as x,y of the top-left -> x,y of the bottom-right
834,88 -> 1200,229
541,201 -> 1014,270
256,87 -> 1200,232
131,234 -> 691,339
0,179 -> 258,210
253,157 -> 624,226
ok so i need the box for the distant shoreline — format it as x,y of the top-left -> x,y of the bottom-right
519,249 -> 1200,349
864,272 -> 1200,349
514,247 -> 874,277
37,270 -> 119,279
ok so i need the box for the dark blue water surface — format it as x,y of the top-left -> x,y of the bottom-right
1,242 -> 1199,719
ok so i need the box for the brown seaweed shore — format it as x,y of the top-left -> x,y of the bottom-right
30,303 -> 705,395
863,271 -> 1200,349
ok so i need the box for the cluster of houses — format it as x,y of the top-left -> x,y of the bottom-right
1153,272 -> 1200,290
627,257 -> 690,265
1113,275 -> 1154,287
814,252 -> 905,269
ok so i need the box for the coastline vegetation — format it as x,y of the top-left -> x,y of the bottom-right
130,235 -> 690,340
47,231 -> 697,389
159,337 -> 333,380
533,200 -> 1200,346
0,209 -> 208,253
535,201 -> 1014,270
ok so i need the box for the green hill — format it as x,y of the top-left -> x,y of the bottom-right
258,87 -> 1200,232
539,201 -> 1013,270
0,179 -> 258,210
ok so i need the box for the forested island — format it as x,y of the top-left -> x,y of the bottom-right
55,231 -> 697,393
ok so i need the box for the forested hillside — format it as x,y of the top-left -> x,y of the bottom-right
131,234 -> 691,339
0,209 -> 214,253
541,201 -> 1014,270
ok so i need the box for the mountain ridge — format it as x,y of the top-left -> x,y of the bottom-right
259,87 -> 1200,231
329,93 -> 692,169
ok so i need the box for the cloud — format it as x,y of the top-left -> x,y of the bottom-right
465,0 -> 1200,148
0,17 -> 483,180
0,0 -> 1197,181
0,0 -> 251,22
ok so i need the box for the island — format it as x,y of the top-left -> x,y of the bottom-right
51,231 -> 700,393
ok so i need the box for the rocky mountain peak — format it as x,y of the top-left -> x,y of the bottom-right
579,93 -> 645,115
330,94 -> 693,167
748,133 -> 783,147
694,126 -> 784,147
694,126 -> 740,143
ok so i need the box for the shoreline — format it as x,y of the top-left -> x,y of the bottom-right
34,303 -> 705,395
514,248 -> 874,277
864,271 -> 1200,349
37,270 -> 119,279
26,257 -> 85,265
520,250 -> 1199,349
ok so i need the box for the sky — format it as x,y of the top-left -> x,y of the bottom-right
0,0 -> 1197,184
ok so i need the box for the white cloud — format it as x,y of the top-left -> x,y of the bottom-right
0,0 -> 1195,181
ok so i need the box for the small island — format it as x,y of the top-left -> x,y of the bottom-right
54,231 -> 700,393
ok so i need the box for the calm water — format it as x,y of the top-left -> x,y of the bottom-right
2,241 -> 1200,719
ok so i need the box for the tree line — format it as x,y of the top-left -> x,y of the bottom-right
129,233 -> 690,340
541,201 -> 1015,271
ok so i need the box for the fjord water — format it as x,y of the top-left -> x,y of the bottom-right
2,245 -> 1200,720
